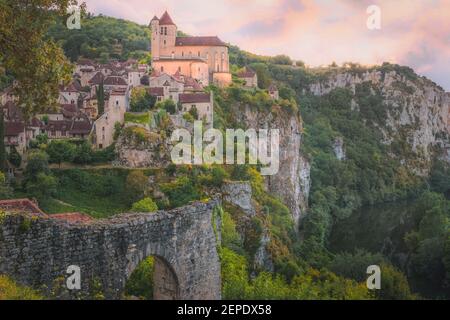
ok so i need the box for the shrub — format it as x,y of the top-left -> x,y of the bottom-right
8,146 -> 21,167
25,172 -> 57,201
124,256 -> 154,299
160,176 -> 200,208
131,197 -> 158,212
0,275 -> 43,300
24,150 -> 50,179
47,140 -> 76,166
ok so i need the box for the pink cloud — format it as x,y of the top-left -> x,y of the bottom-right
82,0 -> 450,90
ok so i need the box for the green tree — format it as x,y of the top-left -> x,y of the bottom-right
188,106 -> 199,120
220,247 -> 249,299
130,87 -> 156,112
25,172 -> 57,201
47,140 -> 76,167
376,264 -> 415,300
0,107 -> 6,172
131,197 -> 158,212
0,0 -> 78,119
162,99 -> 176,115
24,150 -> 50,179
7,146 -> 21,167
96,83 -> 105,115
270,54 -> 292,65
0,172 -> 13,199
73,141 -> 93,164
124,256 -> 154,299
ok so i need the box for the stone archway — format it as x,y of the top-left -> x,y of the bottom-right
153,256 -> 179,300
0,199 -> 222,300
125,252 -> 180,300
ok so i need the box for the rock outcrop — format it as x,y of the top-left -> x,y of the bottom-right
232,104 -> 310,228
221,182 -> 255,216
309,68 -> 450,173
115,124 -> 172,168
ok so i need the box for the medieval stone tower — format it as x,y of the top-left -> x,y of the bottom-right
150,11 -> 177,60
149,11 -> 232,87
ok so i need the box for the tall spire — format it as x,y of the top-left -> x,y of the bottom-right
159,10 -> 176,26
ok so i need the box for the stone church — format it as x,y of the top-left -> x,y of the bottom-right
150,11 -> 232,87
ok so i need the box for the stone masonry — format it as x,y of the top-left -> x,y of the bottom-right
0,200 -> 221,300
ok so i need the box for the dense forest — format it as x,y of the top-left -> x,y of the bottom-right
47,14 -> 151,63
1,11 -> 449,300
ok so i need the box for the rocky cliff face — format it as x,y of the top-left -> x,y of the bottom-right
115,124 -> 172,168
309,69 -> 450,174
232,105 -> 310,227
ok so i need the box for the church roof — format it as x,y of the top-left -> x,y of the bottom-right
159,11 -> 176,26
179,93 -> 210,104
175,36 -> 227,47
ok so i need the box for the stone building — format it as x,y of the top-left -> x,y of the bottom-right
150,11 -> 231,87
179,92 -> 214,125
237,67 -> 258,88
92,88 -> 127,149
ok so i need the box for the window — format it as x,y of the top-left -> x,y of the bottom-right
161,66 -> 164,72
178,66 -> 181,72
198,51 -> 200,57
163,40 -> 166,45
160,27 -> 164,34
182,51 -> 184,57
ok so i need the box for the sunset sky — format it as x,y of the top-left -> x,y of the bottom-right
83,0 -> 450,90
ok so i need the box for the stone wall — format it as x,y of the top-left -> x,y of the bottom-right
0,200 -> 221,300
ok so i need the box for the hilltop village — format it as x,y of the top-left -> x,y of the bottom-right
1,11 -> 270,167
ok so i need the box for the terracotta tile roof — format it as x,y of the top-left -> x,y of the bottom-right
237,68 -> 256,78
0,198 -> 45,216
88,72 -> 104,85
60,82 -> 80,93
159,11 -> 176,26
70,117 -> 92,135
179,93 -> 210,104
184,77 -> 203,90
175,36 -> 227,47
2,101 -> 23,121
104,76 -> 127,86
148,87 -> 164,96
4,121 -> 25,136
29,117 -> 43,127
62,103 -> 77,112
46,120 -> 72,132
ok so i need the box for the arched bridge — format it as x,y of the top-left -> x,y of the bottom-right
0,199 -> 221,299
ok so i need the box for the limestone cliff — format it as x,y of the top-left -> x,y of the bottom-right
231,104 -> 310,227
309,67 -> 450,174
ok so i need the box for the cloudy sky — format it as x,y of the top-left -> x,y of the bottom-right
83,0 -> 450,90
